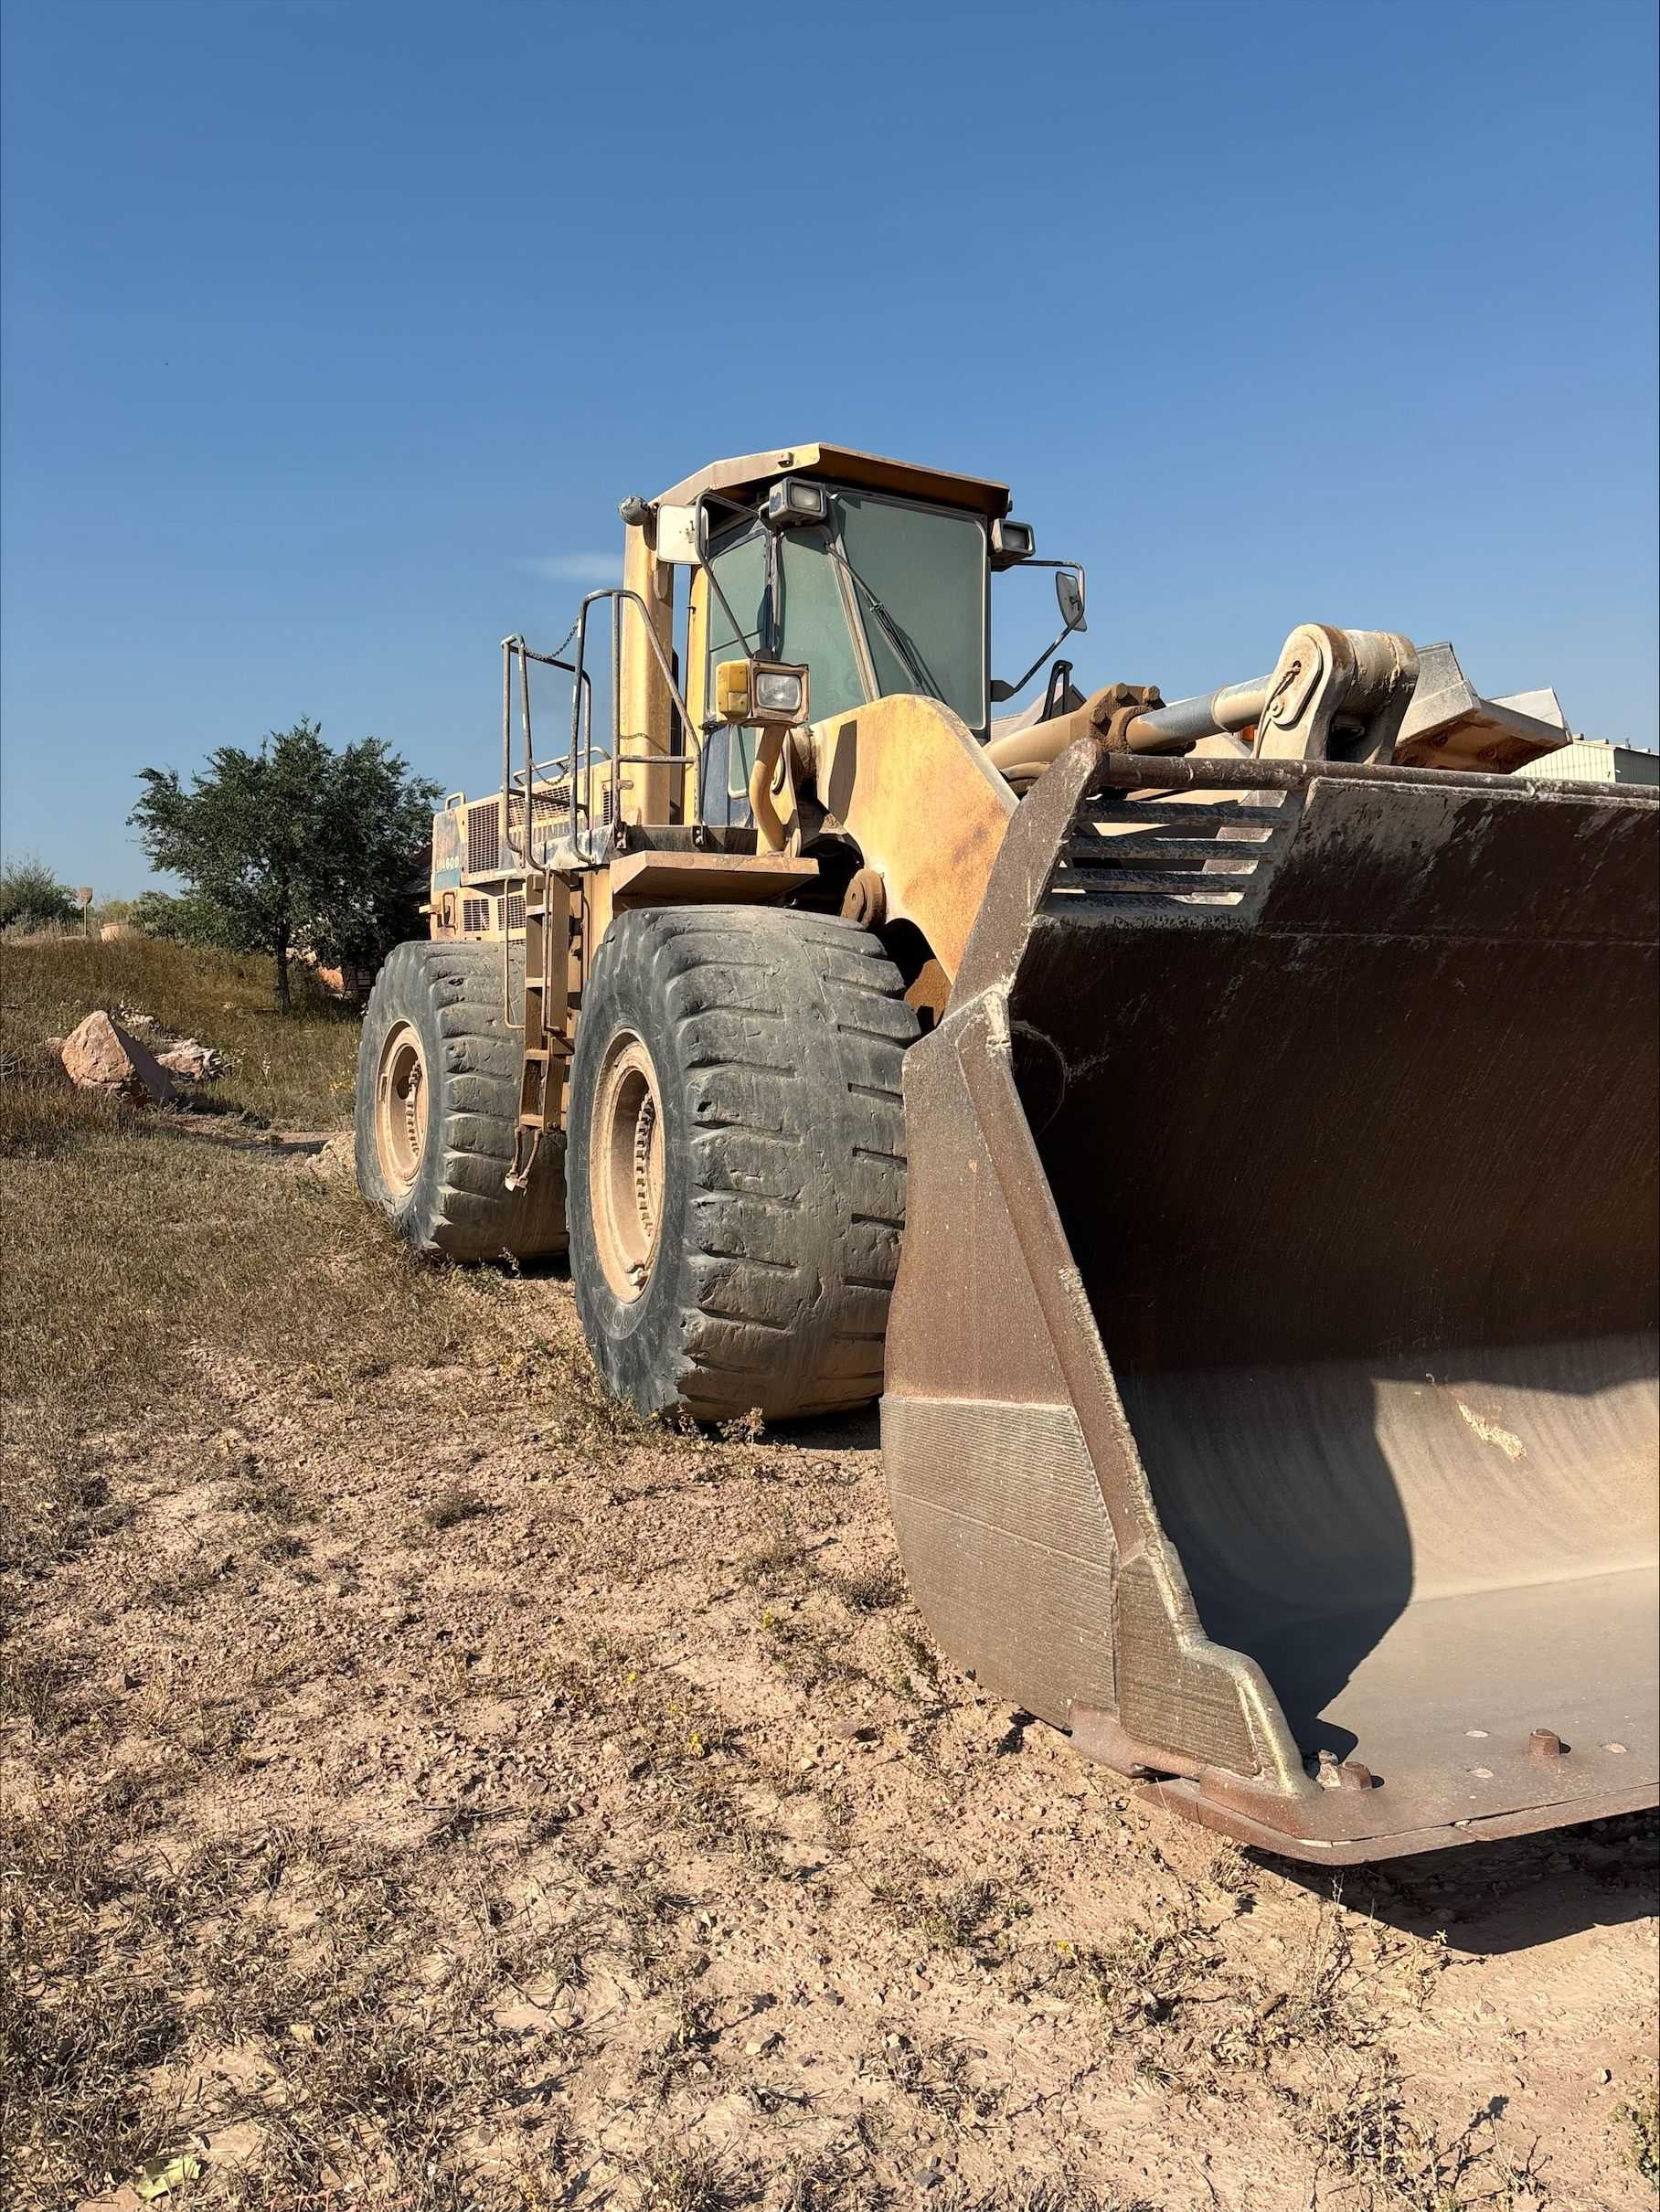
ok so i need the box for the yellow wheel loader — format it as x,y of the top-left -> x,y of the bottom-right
356,442 -> 1659,1863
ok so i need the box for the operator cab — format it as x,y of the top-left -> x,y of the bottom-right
648,444 -> 1083,830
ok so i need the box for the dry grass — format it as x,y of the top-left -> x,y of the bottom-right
1305,2052 -> 1547,2210
0,941 -> 508,1563
1,932 -> 360,1126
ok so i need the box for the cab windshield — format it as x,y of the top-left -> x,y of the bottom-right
704,486 -> 988,747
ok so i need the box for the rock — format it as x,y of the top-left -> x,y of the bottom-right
100,922 -> 133,941
60,1011 -> 177,1105
292,1133 -> 356,1183
156,1039 -> 228,1082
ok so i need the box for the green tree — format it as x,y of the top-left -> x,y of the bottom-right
0,856 -> 80,931
130,718 -> 442,1011
130,888 -> 238,948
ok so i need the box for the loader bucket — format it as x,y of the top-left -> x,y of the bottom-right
883,743 -> 1660,1861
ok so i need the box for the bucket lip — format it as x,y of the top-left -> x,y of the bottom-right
1141,1768 -> 1659,1865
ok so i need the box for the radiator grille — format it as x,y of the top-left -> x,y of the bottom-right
1045,785 -> 1294,920
505,892 -> 526,932
462,896 -> 491,933
466,801 -> 501,876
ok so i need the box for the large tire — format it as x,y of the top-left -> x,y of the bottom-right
567,906 -> 919,1421
355,941 -> 566,1260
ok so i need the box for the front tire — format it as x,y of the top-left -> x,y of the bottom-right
355,941 -> 566,1260
567,906 -> 919,1421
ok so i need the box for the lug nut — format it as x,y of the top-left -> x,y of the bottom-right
1528,1728 -> 1566,1762
1337,1760 -> 1374,1792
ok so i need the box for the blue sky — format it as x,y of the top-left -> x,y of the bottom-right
3,0 -> 1655,896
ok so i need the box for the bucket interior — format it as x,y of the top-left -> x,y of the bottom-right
1011,771 -> 1659,1792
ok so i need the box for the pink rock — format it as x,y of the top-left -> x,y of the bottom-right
59,1010 -> 177,1105
157,1040 -> 227,1082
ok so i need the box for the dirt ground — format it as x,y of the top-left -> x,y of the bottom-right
1,944 -> 1656,2212
3,1115 -> 1656,2211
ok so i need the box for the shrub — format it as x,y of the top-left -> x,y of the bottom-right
0,856 -> 79,932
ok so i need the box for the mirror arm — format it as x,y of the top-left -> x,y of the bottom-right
996,625 -> 1075,704
988,557 -> 1089,704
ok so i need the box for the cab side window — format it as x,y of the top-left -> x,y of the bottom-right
701,527 -> 765,825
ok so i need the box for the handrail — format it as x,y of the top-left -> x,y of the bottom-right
568,588 -> 699,859
494,596 -> 700,1040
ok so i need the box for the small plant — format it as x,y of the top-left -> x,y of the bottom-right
425,1484 -> 488,1531
875,1869 -> 1008,1960
823,1560 -> 905,1613
633,2141 -> 742,2212
866,2029 -> 1000,2122
638,1991 -> 720,2104
1620,2082 -> 1660,2184
889,1624 -> 942,1699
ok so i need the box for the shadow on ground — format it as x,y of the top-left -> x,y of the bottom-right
1261,1808 -> 1659,1956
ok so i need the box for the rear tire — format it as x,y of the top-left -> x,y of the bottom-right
355,941 -> 567,1260
567,906 -> 919,1421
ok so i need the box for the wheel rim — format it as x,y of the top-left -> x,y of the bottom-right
375,1022 -> 430,1195
591,1031 -> 665,1302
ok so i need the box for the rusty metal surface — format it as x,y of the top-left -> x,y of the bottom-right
885,735 -> 1659,1858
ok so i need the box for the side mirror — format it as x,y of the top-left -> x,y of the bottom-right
1056,569 -> 1087,634
654,504 -> 701,565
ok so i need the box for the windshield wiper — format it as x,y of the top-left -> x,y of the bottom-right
826,541 -> 945,704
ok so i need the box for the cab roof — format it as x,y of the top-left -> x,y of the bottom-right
654,441 -> 1011,520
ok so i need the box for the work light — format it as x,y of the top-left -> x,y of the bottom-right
990,517 -> 1036,569
764,479 -> 830,529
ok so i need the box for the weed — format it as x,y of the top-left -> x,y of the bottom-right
1619,2082 -> 1659,2183
0,1640 -> 84,1732
633,2141 -> 744,2211
761,1607 -> 864,1694
226,1467 -> 311,1522
936,2187 -> 1144,2212
876,1869 -> 1009,1960
638,1991 -> 720,2103
612,1867 -> 690,1986
866,2029 -> 1000,2122
1303,2053 -> 1541,2210
738,1529 -> 811,1590
1045,1897 -> 1222,2040
1205,1843 -> 1254,1903
889,1624 -> 942,1700
426,1484 -> 490,1531
823,1559 -> 905,1613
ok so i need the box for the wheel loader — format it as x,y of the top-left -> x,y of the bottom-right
356,441 -> 1659,1863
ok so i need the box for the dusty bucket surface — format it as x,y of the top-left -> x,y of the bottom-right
884,745 -> 1659,1860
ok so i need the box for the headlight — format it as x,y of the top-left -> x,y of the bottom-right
754,670 -> 803,715
713,658 -> 810,726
